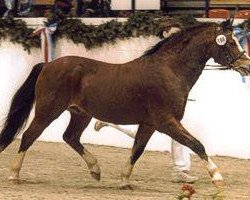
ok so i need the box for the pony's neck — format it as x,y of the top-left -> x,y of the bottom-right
160,25 -> 214,90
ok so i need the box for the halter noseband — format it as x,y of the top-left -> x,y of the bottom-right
215,29 -> 245,68
220,43 -> 245,67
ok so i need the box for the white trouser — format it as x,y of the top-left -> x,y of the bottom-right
101,123 -> 191,173
4,0 -> 14,10
171,139 -> 191,172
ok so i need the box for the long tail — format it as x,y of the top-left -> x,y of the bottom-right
0,63 -> 44,152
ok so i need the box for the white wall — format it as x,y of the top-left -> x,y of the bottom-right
0,40 -> 42,119
111,0 -> 132,10
0,18 -> 250,159
136,0 -> 160,10
110,0 -> 160,10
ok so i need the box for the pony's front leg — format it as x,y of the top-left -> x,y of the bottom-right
82,149 -> 101,181
120,124 -> 155,189
155,115 -> 224,188
205,158 -> 224,187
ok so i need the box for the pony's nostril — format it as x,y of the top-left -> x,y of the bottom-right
244,64 -> 250,71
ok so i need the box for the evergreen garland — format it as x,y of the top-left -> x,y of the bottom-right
48,11 -> 163,49
0,17 -> 40,53
1,12 -> 247,53
0,12 -> 168,51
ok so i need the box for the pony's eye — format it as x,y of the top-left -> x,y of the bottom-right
228,40 -> 236,46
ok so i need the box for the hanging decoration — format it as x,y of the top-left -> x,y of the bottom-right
0,12 -> 164,52
33,23 -> 58,62
46,11 -> 163,49
0,12 -> 249,53
0,17 -> 40,53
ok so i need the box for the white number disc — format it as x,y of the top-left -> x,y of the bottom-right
216,35 -> 227,46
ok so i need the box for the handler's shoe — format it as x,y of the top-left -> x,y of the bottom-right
94,121 -> 107,132
172,171 -> 198,184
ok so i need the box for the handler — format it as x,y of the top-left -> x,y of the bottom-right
94,120 -> 198,183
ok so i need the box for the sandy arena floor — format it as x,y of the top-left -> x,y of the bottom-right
0,140 -> 250,199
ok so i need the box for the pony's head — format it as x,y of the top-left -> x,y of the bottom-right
211,18 -> 250,75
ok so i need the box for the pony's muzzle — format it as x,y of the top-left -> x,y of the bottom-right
233,59 -> 250,76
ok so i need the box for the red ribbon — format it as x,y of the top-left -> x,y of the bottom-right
33,28 -> 49,63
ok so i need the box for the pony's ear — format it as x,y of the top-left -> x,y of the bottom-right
220,18 -> 233,31
220,7 -> 237,32
230,6 -> 238,27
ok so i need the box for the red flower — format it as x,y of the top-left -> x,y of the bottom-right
181,184 -> 196,199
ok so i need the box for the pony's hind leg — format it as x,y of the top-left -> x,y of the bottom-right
120,124 -> 155,189
63,111 -> 101,181
9,97 -> 67,181
9,112 -> 64,181
155,115 -> 224,188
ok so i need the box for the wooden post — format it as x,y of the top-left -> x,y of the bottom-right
132,0 -> 135,13
205,0 -> 210,17
13,0 -> 18,16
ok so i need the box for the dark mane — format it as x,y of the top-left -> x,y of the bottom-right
142,39 -> 168,57
142,22 -> 217,57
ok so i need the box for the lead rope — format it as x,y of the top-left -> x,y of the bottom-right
204,65 -> 231,70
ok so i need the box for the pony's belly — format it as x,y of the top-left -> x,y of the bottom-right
84,101 -> 146,124
97,106 -> 145,124
76,80 -> 148,124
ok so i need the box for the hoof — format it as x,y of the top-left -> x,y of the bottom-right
90,171 -> 101,181
8,176 -> 20,184
94,121 -> 107,132
212,180 -> 226,189
120,183 -> 133,190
